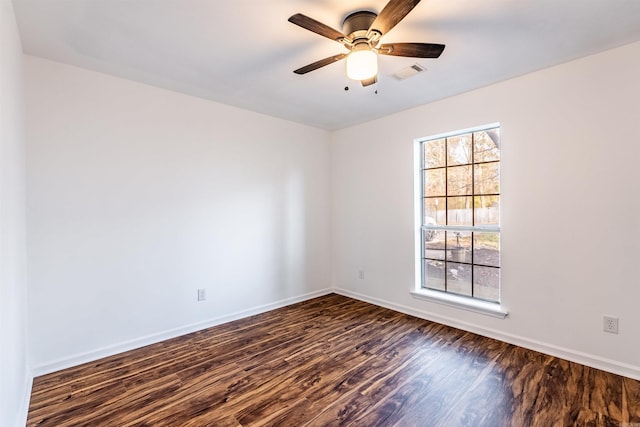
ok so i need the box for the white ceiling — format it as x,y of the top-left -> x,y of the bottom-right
13,0 -> 640,130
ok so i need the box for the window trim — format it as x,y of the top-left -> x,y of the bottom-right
414,123 -> 508,318
410,288 -> 508,318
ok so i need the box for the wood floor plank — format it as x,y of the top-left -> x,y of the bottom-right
302,341 -> 456,426
352,333 -> 508,426
27,294 -> 640,426
623,376 -> 640,423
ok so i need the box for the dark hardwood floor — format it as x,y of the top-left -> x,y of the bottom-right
28,294 -> 640,426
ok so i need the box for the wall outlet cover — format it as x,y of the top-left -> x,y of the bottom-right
603,316 -> 619,334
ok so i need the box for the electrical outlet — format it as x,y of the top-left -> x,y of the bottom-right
603,316 -> 618,334
358,269 -> 365,280
197,288 -> 206,302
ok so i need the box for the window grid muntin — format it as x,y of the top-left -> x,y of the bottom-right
421,127 -> 500,302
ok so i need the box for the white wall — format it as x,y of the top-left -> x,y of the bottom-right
0,0 -> 30,425
24,56 -> 331,371
332,41 -> 640,379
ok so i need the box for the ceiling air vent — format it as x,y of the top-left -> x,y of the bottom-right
391,64 -> 425,80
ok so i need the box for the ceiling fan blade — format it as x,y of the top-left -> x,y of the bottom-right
288,13 -> 346,42
293,53 -> 348,75
361,76 -> 377,87
368,0 -> 421,35
378,43 -> 445,58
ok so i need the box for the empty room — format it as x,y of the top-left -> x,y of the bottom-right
2,0 -> 640,425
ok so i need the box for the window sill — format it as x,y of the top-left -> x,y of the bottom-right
411,289 -> 508,319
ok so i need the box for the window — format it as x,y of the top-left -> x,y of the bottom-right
418,125 -> 501,304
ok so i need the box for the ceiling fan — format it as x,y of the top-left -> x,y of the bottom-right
288,0 -> 445,87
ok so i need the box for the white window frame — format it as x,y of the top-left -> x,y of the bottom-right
412,123 -> 508,318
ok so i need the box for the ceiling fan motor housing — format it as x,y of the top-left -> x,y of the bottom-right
342,11 -> 377,40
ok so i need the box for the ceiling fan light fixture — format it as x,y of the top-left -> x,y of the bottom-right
289,1 -> 445,80
346,48 -> 378,81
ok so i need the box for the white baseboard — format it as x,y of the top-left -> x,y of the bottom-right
30,286 -> 640,382
334,287 -> 640,381
31,288 -> 332,377
17,370 -> 33,427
